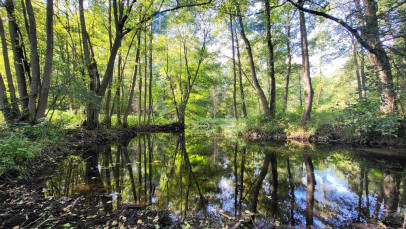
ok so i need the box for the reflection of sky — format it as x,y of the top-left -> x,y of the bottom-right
297,167 -> 371,227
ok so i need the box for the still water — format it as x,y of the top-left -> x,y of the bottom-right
46,133 -> 406,227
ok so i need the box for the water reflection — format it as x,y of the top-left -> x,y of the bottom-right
46,134 -> 406,227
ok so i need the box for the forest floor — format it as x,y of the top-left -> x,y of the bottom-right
0,125 -> 247,229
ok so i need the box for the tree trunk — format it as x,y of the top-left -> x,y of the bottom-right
5,0 -> 29,112
351,36 -> 363,100
264,0 -> 276,117
360,49 -> 367,98
25,0 -> 42,123
299,6 -> 314,122
230,14 -> 238,120
235,22 -> 247,118
79,0 -> 100,128
0,73 -> 12,123
284,10 -> 292,112
362,0 -> 395,113
123,33 -> 141,127
237,6 -> 270,117
148,23 -> 153,126
138,51 -> 143,127
103,77 -> 113,127
36,0 -> 54,120
0,19 -> 19,115
143,25 -> 148,126
116,55 -> 122,126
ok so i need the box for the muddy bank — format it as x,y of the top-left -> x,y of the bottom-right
66,123 -> 185,147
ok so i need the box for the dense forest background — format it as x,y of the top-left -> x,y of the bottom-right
0,0 -> 405,138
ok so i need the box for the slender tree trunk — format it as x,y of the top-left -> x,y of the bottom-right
230,15 -> 238,120
148,23 -> 153,126
237,6 -> 270,117
0,19 -> 19,115
299,73 -> 303,107
352,36 -> 363,100
5,0 -> 29,112
117,55 -> 122,126
264,0 -> 276,117
235,23 -> 247,118
36,0 -> 54,120
138,50 -> 143,127
123,33 -> 141,127
284,10 -> 292,112
299,5 -> 314,122
360,49 -> 367,98
143,25 -> 148,126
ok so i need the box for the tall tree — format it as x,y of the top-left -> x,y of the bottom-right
0,18 -> 19,115
264,0 -> 276,117
234,22 -> 247,118
230,14 -> 238,120
283,9 -> 292,112
298,0 -> 313,122
4,0 -> 29,112
237,5 -> 270,117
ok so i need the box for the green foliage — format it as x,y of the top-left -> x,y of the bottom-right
343,100 -> 401,139
0,123 -> 65,176
0,132 -> 39,176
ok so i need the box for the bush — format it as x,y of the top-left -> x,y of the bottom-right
343,100 -> 401,140
0,133 -> 40,176
0,122 -> 64,176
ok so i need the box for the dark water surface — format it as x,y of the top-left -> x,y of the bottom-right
46,133 -> 406,227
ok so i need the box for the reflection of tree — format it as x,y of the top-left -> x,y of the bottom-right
304,155 -> 315,227
287,158 -> 295,225
373,171 -> 384,219
251,153 -> 271,220
383,171 -> 400,217
357,167 -> 364,222
238,146 -> 246,217
234,143 -> 238,216
84,147 -> 112,212
122,142 -> 137,202
270,153 -> 278,217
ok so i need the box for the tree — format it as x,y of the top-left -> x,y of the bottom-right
237,5 -> 271,117
298,0 -> 313,122
264,0 -> 276,117
287,0 -> 396,114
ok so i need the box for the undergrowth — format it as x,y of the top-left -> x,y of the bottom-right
0,121 -> 65,177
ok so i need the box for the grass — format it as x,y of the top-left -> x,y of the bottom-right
0,121 -> 65,177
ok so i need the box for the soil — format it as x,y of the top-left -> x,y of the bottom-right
0,124 -> 244,229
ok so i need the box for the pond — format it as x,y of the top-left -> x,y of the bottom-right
45,133 -> 406,227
